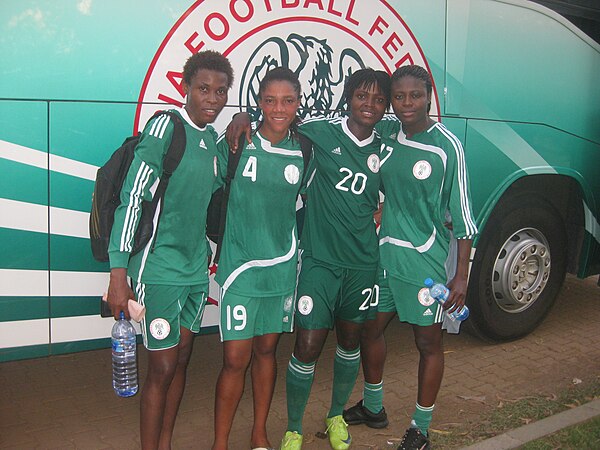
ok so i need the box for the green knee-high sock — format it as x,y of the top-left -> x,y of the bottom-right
328,345 -> 361,418
411,402 -> 435,436
363,380 -> 384,414
286,354 -> 316,434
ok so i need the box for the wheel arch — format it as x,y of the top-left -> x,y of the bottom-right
465,172 -> 586,341
474,172 -> 587,276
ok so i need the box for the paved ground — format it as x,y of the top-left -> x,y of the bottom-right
1,274 -> 599,450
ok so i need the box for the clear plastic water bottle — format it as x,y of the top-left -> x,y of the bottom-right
111,311 -> 138,397
424,278 -> 469,321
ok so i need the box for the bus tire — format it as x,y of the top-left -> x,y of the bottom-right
466,197 -> 567,342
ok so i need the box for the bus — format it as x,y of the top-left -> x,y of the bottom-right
1,0 -> 599,361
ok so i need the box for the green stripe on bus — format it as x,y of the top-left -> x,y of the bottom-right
0,296 -> 48,321
50,234 -> 109,272
0,158 -> 48,205
50,171 -> 95,212
50,337 -> 112,355
51,296 -> 101,317
0,344 -> 49,362
0,228 -> 48,269
0,325 -> 221,362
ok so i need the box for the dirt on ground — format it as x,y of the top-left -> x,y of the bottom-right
1,275 -> 598,449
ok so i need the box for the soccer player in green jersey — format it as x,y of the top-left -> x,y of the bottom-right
227,68 -> 391,450
343,65 -> 478,450
106,51 -> 233,450
211,68 -> 305,450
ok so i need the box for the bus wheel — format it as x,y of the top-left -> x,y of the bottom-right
467,198 -> 567,342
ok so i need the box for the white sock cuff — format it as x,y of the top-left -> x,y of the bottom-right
416,402 -> 435,412
335,345 -> 360,361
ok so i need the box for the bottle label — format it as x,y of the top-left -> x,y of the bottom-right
418,288 -> 435,307
112,342 -> 123,352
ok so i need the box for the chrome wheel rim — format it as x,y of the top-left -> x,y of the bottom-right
492,227 -> 551,313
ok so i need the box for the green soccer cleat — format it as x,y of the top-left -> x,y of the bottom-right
325,415 -> 352,449
280,431 -> 303,450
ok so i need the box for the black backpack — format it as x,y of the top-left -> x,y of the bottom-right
206,133 -> 313,264
89,110 -> 186,262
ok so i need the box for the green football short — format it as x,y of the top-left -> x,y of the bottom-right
134,282 -> 208,351
218,289 -> 295,341
372,268 -> 444,326
295,255 -> 377,330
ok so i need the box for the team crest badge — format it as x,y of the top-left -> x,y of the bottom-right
149,318 -> 171,340
298,295 -> 313,316
284,164 -> 300,185
367,154 -> 380,173
418,287 -> 435,307
413,160 -> 432,180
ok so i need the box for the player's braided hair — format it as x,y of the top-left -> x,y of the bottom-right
342,68 -> 391,110
256,67 -> 302,139
392,65 -> 432,112
183,50 -> 234,88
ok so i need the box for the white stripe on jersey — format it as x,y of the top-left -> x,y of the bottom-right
149,114 -> 166,137
434,123 -> 478,238
340,116 -> 376,146
220,228 -> 297,294
136,283 -> 148,348
379,227 -> 437,253
434,302 -> 444,323
135,196 -> 163,283
301,114 -> 340,125
301,115 -> 377,147
120,162 -> 153,252
157,115 -> 170,139
397,128 -> 447,173
256,132 -> 303,157
189,292 -> 205,330
305,167 -> 317,188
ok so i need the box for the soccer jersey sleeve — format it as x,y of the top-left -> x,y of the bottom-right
299,150 -> 315,195
442,128 -> 478,240
108,116 -> 172,269
375,115 -> 400,139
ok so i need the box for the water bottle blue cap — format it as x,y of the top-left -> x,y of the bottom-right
424,278 -> 434,287
119,311 -> 125,320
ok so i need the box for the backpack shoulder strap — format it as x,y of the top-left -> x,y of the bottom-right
225,134 -> 246,182
298,133 -> 312,174
156,110 -> 186,177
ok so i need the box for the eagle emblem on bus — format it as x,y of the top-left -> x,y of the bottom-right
238,33 -> 365,119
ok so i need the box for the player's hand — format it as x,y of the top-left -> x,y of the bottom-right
374,203 -> 384,226
445,275 -> 467,315
225,112 -> 252,153
107,268 -> 134,320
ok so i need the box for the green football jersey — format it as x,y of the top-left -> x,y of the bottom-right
108,108 -> 219,285
299,115 -> 382,270
215,128 -> 305,296
377,117 -> 478,285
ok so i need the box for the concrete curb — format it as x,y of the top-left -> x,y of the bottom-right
461,398 -> 600,450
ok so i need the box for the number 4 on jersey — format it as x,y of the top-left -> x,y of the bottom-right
242,156 -> 257,182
